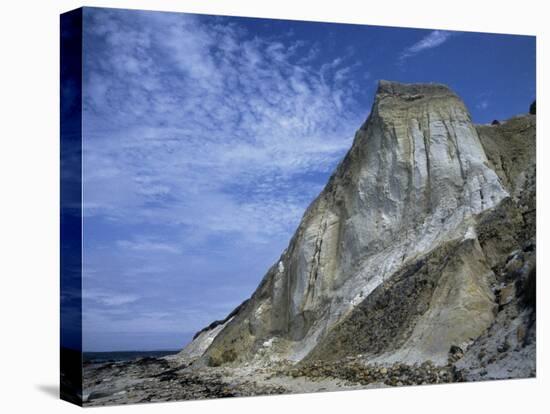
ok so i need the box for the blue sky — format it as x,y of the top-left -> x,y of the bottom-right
81,7 -> 535,351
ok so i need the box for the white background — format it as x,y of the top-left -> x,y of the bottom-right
0,0 -> 547,412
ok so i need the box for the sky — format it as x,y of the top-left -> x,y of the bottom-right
80,7 -> 535,351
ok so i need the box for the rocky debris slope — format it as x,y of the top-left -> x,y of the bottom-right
285,359 -> 459,387
453,115 -> 536,380
179,81 -> 535,382
83,357 -> 289,406
83,356 -> 366,406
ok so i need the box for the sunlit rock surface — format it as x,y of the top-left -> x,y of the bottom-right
180,81 -> 535,374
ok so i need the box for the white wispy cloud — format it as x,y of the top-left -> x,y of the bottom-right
84,289 -> 140,306
116,238 -> 181,254
476,100 -> 489,110
83,9 -> 363,244
400,30 -> 454,61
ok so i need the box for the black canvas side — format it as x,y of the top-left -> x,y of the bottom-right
60,7 -> 83,407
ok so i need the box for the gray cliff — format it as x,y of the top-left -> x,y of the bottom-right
179,81 -> 536,378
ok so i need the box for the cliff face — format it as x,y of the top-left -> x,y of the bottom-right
180,81 -> 535,372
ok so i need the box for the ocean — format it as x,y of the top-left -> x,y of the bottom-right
83,350 -> 178,363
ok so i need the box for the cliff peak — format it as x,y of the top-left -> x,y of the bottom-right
376,79 -> 457,98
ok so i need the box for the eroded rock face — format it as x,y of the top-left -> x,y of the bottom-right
181,81 -> 534,370
306,235 -> 498,366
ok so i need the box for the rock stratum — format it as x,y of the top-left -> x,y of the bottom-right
180,80 -> 535,375
83,81 -> 535,405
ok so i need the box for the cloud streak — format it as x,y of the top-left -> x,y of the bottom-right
117,238 -> 181,254
84,289 -> 140,307
400,30 -> 454,61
